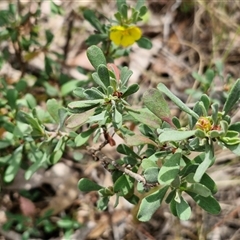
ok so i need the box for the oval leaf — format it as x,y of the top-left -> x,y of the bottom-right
223,78 -> 240,115
157,83 -> 199,120
125,134 -> 158,147
186,183 -> 211,197
186,192 -> 221,215
122,84 -> 139,98
143,88 -> 172,125
144,167 -> 159,183
97,64 -> 110,88
137,186 -> 169,222
65,108 -> 96,130
78,178 -> 103,192
176,196 -> 191,220
127,107 -> 162,129
158,152 -> 181,185
86,45 -> 106,69
46,99 -> 60,123
113,175 -> 134,196
158,130 -> 196,142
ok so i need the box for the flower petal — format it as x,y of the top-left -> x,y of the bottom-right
129,26 -> 142,41
109,25 -> 142,47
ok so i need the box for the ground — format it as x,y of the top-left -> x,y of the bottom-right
1,1 -> 240,239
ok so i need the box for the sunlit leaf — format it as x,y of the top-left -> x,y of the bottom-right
137,186 -> 169,222
157,83 -> 199,120
78,178 -> 103,192
158,152 -> 181,185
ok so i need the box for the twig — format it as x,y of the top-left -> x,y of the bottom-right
63,10 -> 74,61
87,146 -> 147,186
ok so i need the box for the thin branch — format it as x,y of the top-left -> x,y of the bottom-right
87,146 -> 148,186
63,10 -> 74,61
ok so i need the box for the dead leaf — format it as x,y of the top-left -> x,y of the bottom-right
19,196 -> 37,217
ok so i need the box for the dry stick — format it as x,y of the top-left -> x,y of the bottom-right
171,27 -> 204,122
63,10 -> 74,61
87,146 -> 147,185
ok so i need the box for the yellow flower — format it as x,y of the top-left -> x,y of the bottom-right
196,117 -> 212,132
109,25 -> 142,47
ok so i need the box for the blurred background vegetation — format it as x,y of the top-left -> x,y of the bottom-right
0,0 -> 240,239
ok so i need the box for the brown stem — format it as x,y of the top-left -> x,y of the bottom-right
87,146 -> 148,186
63,10 -> 74,61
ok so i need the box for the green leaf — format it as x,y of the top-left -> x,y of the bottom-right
122,83 -> 139,98
65,108 -> 95,130
172,117 -> 181,129
143,88 -> 172,125
200,94 -> 211,112
84,87 -> 105,99
165,189 -> 177,204
6,88 -> 18,109
186,183 -> 211,197
170,198 -> 178,217
97,64 -> 110,88
46,99 -> 60,123
157,83 -> 199,120
158,129 -> 196,142
136,0 -> 146,11
83,9 -> 103,32
141,159 -> 158,170
44,56 -> 53,76
123,156 -> 138,166
0,154 -> 12,164
194,144 -> 214,182
97,196 -> 109,211
127,107 -> 162,129
61,80 -> 82,96
113,175 -> 134,196
45,29 -> 54,45
229,122 -> 240,133
117,144 -> 140,159
120,66 -> 133,86
113,107 -> 122,129
176,196 -> 191,220
137,186 -> 169,222
92,72 -> 107,91
74,128 -> 95,147
43,82 -> 59,97
50,0 -> 64,15
58,108 -> 68,130
57,219 -> 77,229
17,111 -> 44,136
137,37 -> 152,49
25,152 -> 48,180
223,79 -> 240,115
50,137 -> 66,164
114,12 -> 122,23
223,143 -> 240,156
4,146 -> 23,183
86,45 -> 106,69
78,178 -> 103,192
73,87 -> 86,98
125,134 -> 158,147
139,5 -> 148,16
120,4 -> 128,19
200,173 -> 218,194
86,34 -> 107,46
211,102 -> 219,125
158,152 -> 181,185
68,99 -> 103,113
144,167 -> 159,183
186,192 -> 221,215
117,0 -> 126,11
25,93 -> 37,109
